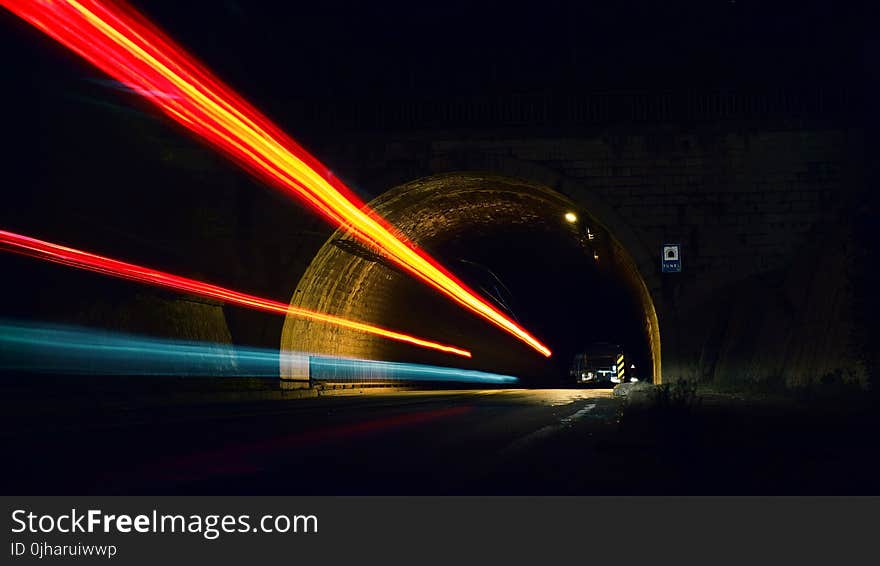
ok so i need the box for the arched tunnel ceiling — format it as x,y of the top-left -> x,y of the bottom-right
282,173 -> 661,384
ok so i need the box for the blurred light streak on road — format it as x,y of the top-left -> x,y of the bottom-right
0,320 -> 521,381
0,230 -> 471,357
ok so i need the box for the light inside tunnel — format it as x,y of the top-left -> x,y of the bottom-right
0,320 -> 515,384
0,229 -> 471,358
0,0 -> 551,358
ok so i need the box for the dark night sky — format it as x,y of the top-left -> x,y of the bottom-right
129,0 -> 862,109
0,1 -> 864,144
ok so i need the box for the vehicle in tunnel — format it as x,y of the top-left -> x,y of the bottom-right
570,342 -> 629,386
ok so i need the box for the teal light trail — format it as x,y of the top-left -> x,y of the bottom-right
0,320 -> 519,384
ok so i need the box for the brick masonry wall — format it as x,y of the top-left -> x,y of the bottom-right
425,130 -> 852,307
317,125 -> 865,387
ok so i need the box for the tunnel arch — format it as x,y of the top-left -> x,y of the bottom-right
282,172 -> 661,384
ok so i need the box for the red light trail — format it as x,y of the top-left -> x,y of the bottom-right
0,0 -> 552,357
0,230 -> 472,358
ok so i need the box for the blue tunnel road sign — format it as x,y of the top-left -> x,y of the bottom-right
662,244 -> 681,273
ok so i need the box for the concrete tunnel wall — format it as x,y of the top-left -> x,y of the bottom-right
281,173 -> 661,385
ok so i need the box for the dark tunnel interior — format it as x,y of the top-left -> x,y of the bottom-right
282,173 -> 656,386
428,222 -> 651,384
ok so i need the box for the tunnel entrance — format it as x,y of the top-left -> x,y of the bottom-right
281,173 -> 660,386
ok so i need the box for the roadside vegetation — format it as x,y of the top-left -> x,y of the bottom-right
609,376 -> 879,493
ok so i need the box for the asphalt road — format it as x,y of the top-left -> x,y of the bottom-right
5,383 -> 879,494
1,388 -> 627,494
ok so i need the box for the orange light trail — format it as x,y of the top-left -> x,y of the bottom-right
0,229 -> 472,358
0,0 -> 552,357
